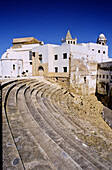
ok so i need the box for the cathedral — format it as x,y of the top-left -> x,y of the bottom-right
0,30 -> 111,94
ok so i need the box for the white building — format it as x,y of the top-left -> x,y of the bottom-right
0,37 -> 44,77
97,61 -> 112,95
96,61 -> 112,109
0,30 -> 111,94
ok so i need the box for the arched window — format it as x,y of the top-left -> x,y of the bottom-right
38,66 -> 44,71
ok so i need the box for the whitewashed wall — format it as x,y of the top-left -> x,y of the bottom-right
1,48 -> 32,76
0,61 -> 2,77
52,44 -> 70,73
0,37 -> 110,78
1,59 -> 23,77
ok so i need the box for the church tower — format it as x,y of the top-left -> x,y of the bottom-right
61,30 -> 77,45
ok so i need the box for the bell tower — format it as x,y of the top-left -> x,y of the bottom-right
61,30 -> 77,45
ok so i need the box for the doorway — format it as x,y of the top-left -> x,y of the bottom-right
38,66 -> 44,76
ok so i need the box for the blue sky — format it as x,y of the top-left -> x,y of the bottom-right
0,0 -> 112,58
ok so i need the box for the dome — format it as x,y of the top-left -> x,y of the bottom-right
1,52 -> 7,59
99,33 -> 105,38
97,33 -> 107,45
99,33 -> 106,40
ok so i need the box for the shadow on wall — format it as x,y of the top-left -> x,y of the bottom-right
95,90 -> 112,110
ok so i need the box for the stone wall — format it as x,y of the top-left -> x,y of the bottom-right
45,58 -> 97,95
70,58 -> 97,95
32,52 -> 48,77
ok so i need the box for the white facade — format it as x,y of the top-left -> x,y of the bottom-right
33,42 -> 109,74
0,59 -> 23,78
0,31 -> 111,79
0,45 -> 38,77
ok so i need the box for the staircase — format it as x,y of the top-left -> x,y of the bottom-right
2,78 -> 112,170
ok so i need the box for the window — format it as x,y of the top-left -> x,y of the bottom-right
55,67 -> 58,72
29,51 -> 32,60
71,41 -> 72,44
63,67 -> 67,72
26,70 -> 28,72
54,55 -> 58,60
98,50 -> 100,53
73,41 -> 75,44
39,54 -> 42,63
68,41 -> 70,44
13,64 -> 15,70
103,51 -> 105,54
63,53 -> 67,59
111,75 -> 112,79
92,49 -> 94,51
30,62 -> 32,65
33,52 -> 35,57
84,77 -> 86,83
103,75 -> 105,78
99,75 -> 101,78
102,43 -> 104,45
106,75 -> 108,79
38,66 -> 44,71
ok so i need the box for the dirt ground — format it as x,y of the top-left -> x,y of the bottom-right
66,94 -> 112,163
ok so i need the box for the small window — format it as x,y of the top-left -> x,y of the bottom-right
102,43 -> 104,45
29,51 -> 32,60
63,67 -> 67,72
111,75 -> 112,79
73,41 -> 75,44
63,53 -> 67,59
30,62 -> 32,65
106,75 -> 108,79
71,41 -> 72,44
33,52 -> 35,57
68,41 -> 70,44
99,75 -> 101,78
13,64 -> 15,70
54,55 -> 58,60
26,70 -> 28,72
103,75 -> 105,78
84,77 -> 86,83
55,67 -> 58,72
39,54 -> 42,63
92,49 -> 94,51
103,51 -> 105,54
98,50 -> 100,53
